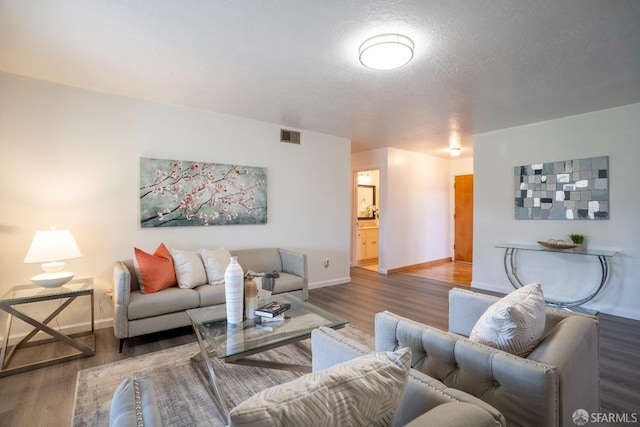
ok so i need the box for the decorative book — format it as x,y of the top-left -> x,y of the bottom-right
255,301 -> 291,318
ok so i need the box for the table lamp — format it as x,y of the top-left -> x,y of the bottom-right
23,227 -> 83,288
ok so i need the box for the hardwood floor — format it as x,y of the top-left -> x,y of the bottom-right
391,260 -> 473,285
0,267 -> 637,426
356,259 -> 473,286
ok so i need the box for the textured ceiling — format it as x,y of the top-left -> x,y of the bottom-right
1,1 -> 639,159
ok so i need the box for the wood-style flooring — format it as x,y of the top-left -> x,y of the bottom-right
356,259 -> 473,286
0,265 -> 637,426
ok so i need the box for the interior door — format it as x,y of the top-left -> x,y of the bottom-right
454,174 -> 474,262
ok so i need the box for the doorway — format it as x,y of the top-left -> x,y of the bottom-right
354,169 -> 380,271
454,174 -> 474,262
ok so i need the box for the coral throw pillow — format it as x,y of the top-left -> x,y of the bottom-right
134,243 -> 177,294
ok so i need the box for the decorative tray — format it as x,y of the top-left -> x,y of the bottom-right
537,240 -> 576,250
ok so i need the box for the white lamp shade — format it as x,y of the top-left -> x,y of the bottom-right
359,34 -> 415,70
24,228 -> 83,264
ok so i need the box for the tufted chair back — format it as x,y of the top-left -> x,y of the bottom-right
375,290 -> 599,427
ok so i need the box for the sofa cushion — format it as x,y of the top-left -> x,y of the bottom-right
170,248 -> 208,289
228,347 -> 411,427
270,272 -> 304,293
469,282 -> 546,357
199,247 -> 231,285
109,377 -> 162,427
128,287 -> 200,320
196,283 -> 227,306
404,402 -> 501,427
134,243 -> 177,294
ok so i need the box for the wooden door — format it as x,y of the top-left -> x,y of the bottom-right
454,175 -> 474,262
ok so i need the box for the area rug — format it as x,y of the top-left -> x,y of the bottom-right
71,325 -> 373,427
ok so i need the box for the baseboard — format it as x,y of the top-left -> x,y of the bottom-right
309,277 -> 351,289
387,257 -> 452,274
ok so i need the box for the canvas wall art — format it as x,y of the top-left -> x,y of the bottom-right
140,157 -> 267,227
514,156 -> 609,220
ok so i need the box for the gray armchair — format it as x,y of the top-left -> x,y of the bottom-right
310,326 -> 505,427
375,288 -> 599,427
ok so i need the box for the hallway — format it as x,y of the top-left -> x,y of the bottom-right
357,260 -> 472,286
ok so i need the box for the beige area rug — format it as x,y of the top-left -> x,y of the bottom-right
72,325 -> 373,427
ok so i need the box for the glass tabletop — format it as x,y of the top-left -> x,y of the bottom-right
0,278 -> 94,305
495,243 -> 616,257
187,293 -> 347,360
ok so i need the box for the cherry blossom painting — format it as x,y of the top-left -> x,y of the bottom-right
140,157 -> 267,227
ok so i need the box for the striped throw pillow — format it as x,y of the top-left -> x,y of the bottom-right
469,282 -> 546,357
228,347 -> 411,427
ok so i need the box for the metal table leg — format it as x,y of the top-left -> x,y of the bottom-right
502,248 -> 611,309
190,321 -> 230,418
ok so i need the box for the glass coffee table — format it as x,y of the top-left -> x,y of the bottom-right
186,293 -> 347,416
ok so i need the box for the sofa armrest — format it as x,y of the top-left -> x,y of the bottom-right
528,314 -> 600,425
278,248 -> 308,299
310,326 -> 371,372
110,377 -> 162,427
448,288 -> 498,336
404,402 -> 503,427
112,261 -> 132,339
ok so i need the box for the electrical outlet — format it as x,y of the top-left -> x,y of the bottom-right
324,258 -> 330,268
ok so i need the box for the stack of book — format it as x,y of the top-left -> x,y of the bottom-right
255,301 -> 291,323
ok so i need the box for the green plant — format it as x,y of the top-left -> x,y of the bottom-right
569,234 -> 585,244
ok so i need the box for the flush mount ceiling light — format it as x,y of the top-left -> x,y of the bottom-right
359,33 -> 414,70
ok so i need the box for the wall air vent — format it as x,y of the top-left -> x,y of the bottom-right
280,129 -> 301,144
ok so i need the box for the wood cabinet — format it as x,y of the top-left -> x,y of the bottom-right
356,228 -> 379,261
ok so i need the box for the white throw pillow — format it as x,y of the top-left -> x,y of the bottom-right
469,282 -> 546,357
228,347 -> 411,427
199,247 -> 231,285
170,248 -> 208,289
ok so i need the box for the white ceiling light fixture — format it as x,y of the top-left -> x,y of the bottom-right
359,33 -> 415,70
449,132 -> 462,157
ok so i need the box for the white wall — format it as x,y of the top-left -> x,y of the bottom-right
352,147 -> 452,273
473,103 -> 640,320
0,72 -> 352,334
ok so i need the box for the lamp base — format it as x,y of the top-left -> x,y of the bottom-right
31,271 -> 75,288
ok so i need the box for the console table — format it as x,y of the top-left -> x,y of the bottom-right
0,278 -> 95,377
495,243 -> 616,309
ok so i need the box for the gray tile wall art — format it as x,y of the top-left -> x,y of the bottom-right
514,156 -> 609,220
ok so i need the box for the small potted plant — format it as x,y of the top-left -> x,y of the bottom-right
569,233 -> 586,250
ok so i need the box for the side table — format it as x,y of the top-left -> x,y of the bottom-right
495,243 -> 616,309
0,278 -> 95,377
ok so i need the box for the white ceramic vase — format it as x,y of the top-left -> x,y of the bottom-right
224,256 -> 244,324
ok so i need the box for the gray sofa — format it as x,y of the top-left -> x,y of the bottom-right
375,288 -> 600,427
112,248 -> 307,352
310,326 -> 505,427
